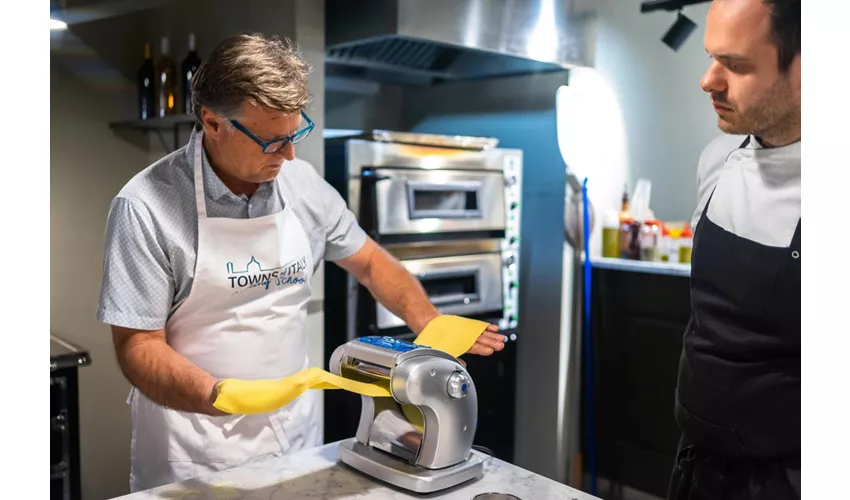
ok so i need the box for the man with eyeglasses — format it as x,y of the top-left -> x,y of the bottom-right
96,33 -> 505,493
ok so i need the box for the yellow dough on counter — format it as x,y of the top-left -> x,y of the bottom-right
213,315 -> 488,415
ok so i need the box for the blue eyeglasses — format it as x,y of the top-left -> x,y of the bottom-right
230,111 -> 315,154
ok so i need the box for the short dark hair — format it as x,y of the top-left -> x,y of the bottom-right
762,0 -> 800,73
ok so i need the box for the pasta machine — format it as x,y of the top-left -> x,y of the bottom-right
329,336 -> 485,493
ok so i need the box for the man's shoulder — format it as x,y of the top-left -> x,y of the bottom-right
278,157 -> 327,199
696,134 -> 748,182
699,134 -> 748,166
281,157 -> 321,182
115,146 -> 193,210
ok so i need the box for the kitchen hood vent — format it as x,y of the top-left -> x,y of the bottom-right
326,0 -> 596,86
328,37 -> 460,74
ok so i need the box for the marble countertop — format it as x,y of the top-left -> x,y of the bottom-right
112,441 -> 602,500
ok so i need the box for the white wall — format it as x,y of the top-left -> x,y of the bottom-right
590,0 -> 719,222
50,57 -> 149,500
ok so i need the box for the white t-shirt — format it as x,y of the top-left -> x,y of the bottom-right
691,134 -> 801,248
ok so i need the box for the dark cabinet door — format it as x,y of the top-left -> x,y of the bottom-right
51,368 -> 81,500
582,268 -> 691,498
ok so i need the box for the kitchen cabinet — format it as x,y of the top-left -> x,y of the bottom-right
50,335 -> 91,500
581,259 -> 691,498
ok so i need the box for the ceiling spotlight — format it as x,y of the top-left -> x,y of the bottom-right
662,11 -> 697,51
640,0 -> 710,13
640,0 -> 707,51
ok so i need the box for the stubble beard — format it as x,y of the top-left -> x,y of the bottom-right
716,77 -> 800,145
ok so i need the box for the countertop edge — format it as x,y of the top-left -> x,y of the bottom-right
50,334 -> 92,371
588,256 -> 691,277
110,440 -> 602,500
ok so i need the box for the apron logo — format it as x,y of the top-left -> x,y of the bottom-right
225,256 -> 307,289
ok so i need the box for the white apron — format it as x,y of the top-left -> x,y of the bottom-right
127,131 -> 321,492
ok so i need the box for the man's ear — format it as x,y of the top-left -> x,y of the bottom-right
200,107 -> 224,138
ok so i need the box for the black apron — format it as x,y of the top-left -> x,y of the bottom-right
668,137 -> 801,500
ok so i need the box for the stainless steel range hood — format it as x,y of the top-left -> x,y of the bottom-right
325,0 -> 596,85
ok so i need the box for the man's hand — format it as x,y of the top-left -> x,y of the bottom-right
467,323 -> 507,356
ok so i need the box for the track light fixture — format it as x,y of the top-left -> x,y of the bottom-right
662,11 -> 698,51
640,0 -> 710,51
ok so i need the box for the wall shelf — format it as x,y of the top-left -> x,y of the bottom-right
109,114 -> 198,151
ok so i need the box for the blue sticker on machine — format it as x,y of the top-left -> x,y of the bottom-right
356,336 -> 423,353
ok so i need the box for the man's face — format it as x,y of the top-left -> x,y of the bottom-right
203,102 -> 302,184
701,0 -> 800,141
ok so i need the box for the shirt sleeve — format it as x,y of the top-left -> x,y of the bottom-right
316,176 -> 368,262
96,197 -> 175,330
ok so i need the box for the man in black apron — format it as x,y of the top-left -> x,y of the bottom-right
668,1 -> 800,499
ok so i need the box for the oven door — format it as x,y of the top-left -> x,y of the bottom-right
375,252 -> 504,330
369,167 -> 506,236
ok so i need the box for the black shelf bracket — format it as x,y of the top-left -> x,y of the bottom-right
109,114 -> 199,152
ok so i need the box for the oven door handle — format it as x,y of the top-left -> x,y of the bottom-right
416,267 -> 482,307
361,171 -> 392,182
430,293 -> 482,307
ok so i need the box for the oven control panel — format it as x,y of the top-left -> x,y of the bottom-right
500,151 -> 522,332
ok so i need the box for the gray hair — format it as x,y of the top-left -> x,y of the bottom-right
190,33 -> 312,121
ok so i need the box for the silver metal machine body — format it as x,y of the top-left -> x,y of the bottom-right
330,336 -> 484,493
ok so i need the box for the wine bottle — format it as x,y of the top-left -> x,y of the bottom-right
137,42 -> 155,120
155,36 -> 177,117
181,33 -> 202,115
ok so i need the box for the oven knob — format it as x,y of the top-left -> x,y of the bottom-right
505,176 -> 517,187
504,254 -> 515,266
447,372 -> 470,399
510,202 -> 519,210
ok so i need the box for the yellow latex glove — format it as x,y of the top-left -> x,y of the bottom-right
213,367 -> 392,414
213,315 -> 488,415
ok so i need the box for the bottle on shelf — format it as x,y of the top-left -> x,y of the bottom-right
155,36 -> 177,118
619,216 -> 641,260
679,224 -> 694,264
602,210 -> 620,258
639,219 -> 661,261
618,184 -> 631,222
659,223 -> 671,262
181,33 -> 202,115
137,41 -> 155,120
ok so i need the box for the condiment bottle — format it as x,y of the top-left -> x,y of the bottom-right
640,219 -> 661,261
602,210 -> 620,258
678,224 -> 693,264
620,217 -> 641,260
660,223 -> 671,262
619,184 -> 632,222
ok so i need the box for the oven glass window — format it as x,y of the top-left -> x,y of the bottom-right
407,183 -> 482,219
420,271 -> 480,306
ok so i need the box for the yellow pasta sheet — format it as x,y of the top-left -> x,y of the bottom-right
213,315 -> 488,414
